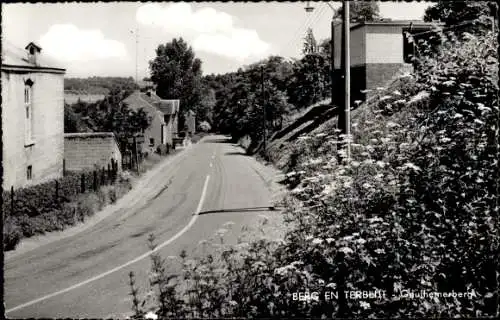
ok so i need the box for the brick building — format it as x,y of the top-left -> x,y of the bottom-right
332,20 -> 441,104
64,132 -> 122,172
1,41 -> 66,189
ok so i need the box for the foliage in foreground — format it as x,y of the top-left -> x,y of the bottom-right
130,30 -> 498,318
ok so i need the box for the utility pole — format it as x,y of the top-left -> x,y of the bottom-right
131,28 -> 139,84
135,28 -> 139,84
305,1 -> 350,161
344,1 -> 351,161
261,65 -> 267,155
331,18 -> 335,105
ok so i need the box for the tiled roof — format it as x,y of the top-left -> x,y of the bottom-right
122,91 -> 165,121
1,40 -> 65,71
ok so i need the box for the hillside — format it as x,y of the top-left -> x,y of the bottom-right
64,76 -> 138,95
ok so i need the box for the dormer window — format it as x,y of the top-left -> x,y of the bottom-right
25,42 -> 42,65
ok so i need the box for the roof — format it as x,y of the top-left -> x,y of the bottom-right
141,91 -> 162,105
1,41 -> 66,73
64,132 -> 116,139
155,99 -> 180,115
25,42 -> 42,52
334,19 -> 444,31
122,91 -> 165,120
64,132 -> 121,148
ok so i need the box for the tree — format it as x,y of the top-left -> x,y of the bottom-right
149,38 -> 204,131
287,54 -> 330,108
302,28 -> 318,55
318,38 -> 331,60
423,1 -> 496,35
334,1 -> 381,23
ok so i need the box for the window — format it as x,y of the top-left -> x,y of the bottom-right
24,80 -> 34,145
27,165 -> 32,180
149,138 -> 155,146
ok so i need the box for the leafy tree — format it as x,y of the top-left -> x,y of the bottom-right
334,1 -> 381,23
302,28 -> 318,56
64,104 -> 79,133
149,37 -> 203,127
318,38 -> 331,60
423,1 -> 497,35
287,54 -> 330,108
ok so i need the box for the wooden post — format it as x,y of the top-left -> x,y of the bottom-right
55,180 -> 59,202
81,173 -> 85,193
134,136 -> 139,173
93,170 -> 98,191
63,159 -> 66,177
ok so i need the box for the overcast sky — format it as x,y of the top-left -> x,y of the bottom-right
2,1 -> 431,78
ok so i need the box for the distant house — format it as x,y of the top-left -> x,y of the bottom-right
332,20 -> 442,104
1,41 -> 66,189
155,99 -> 180,144
122,91 -> 179,154
64,132 -> 122,172
186,109 -> 196,136
122,91 -> 165,154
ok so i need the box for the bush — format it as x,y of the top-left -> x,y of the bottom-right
3,168 -> 130,251
198,121 -> 212,132
130,31 -> 498,318
3,217 -> 22,251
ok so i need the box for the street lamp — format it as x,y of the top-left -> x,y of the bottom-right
305,1 -> 350,161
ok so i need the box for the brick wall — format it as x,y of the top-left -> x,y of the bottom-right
64,133 -> 122,172
2,70 -> 64,189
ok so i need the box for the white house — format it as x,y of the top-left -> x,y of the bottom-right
2,41 -> 66,189
332,20 -> 442,103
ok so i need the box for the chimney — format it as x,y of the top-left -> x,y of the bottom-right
25,42 -> 42,65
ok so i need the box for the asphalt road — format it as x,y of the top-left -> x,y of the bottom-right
4,135 -> 280,318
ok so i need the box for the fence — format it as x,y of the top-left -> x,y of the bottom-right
3,159 -> 119,218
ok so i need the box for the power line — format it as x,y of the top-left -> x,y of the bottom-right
282,2 -> 325,56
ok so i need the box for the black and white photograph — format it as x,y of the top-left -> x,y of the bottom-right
1,1 -> 498,318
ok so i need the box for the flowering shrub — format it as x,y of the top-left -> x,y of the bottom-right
130,30 -> 498,318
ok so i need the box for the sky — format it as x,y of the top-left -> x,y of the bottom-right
2,1 -> 432,78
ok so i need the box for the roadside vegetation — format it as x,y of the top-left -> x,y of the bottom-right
128,3 -> 498,318
3,170 -> 132,251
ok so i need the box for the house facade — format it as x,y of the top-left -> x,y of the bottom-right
155,99 -> 180,144
64,132 -> 122,172
186,110 -> 196,136
332,20 -> 441,104
2,42 -> 66,189
122,91 -> 179,154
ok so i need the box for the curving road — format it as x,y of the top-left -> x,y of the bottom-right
4,135 -> 281,319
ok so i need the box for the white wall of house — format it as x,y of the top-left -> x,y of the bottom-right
142,110 -> 166,154
365,25 -> 405,64
2,70 -> 64,189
